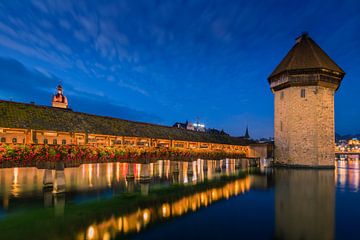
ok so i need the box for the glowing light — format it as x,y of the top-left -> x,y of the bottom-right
103,232 -> 110,240
118,218 -> 122,231
161,203 -> 170,218
142,209 -> 150,224
87,226 -> 95,239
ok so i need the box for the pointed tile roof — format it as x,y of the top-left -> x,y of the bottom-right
269,33 -> 345,79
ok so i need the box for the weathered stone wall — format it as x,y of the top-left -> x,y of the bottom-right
274,85 -> 335,167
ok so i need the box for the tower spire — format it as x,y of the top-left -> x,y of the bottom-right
244,125 -> 250,139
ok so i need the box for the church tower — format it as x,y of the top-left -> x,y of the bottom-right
268,33 -> 345,168
52,85 -> 68,109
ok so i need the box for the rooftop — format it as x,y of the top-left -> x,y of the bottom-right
0,100 -> 253,146
269,33 -> 345,79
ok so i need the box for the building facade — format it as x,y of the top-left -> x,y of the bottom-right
268,33 -> 345,167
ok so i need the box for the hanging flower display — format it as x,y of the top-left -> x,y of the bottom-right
0,143 -> 247,165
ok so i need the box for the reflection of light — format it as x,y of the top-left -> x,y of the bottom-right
116,162 -> 120,182
107,163 -> 112,187
11,167 -> 20,197
13,168 -> 18,184
136,222 -> 141,232
118,218 -> 122,231
79,174 -> 251,238
150,163 -> 154,177
97,163 -> 100,178
158,160 -> 163,177
88,164 -> 93,188
142,209 -> 150,224
123,217 -> 129,233
165,160 -> 170,178
136,164 -> 141,178
103,232 -> 110,240
161,203 -> 170,218
87,226 -> 95,239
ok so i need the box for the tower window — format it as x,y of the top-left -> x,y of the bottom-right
12,138 -> 17,143
44,139 -> 48,144
301,89 -> 306,98
280,121 -> 283,131
62,139 -> 66,145
53,139 -> 57,145
1,137 -> 5,143
280,92 -> 284,100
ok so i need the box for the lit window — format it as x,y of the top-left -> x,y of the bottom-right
44,139 -> 48,144
301,89 -> 306,98
1,137 -> 5,143
280,92 -> 284,100
12,138 -> 17,143
62,139 -> 66,145
53,139 -> 57,145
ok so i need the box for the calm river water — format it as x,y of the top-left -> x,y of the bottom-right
0,157 -> 359,239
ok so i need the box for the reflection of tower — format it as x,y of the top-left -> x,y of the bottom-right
275,169 -> 335,240
268,33 -> 345,167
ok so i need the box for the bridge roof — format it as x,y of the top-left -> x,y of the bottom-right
0,100 -> 252,146
268,33 -> 345,79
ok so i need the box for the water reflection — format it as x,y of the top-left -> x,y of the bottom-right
0,159 -> 248,211
336,159 -> 360,192
1,158 -> 360,239
275,169 -> 335,240
77,177 -> 251,240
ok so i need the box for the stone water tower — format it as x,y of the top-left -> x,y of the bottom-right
268,33 -> 345,168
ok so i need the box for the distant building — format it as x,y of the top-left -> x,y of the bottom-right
173,121 -> 206,132
52,85 -> 68,109
193,122 -> 206,132
206,128 -> 229,136
173,120 -> 195,130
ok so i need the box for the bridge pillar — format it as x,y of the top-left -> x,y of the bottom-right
53,162 -> 66,194
54,192 -> 65,216
140,182 -> 150,196
43,169 -> 53,188
174,161 -> 180,173
43,188 -> 53,208
221,159 -> 227,169
139,163 -> 151,196
126,163 -> 135,180
215,160 -> 221,173
187,161 -> 194,176
203,160 -> 208,172
140,163 -> 151,183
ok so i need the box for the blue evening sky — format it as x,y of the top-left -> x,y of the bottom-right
0,0 -> 359,138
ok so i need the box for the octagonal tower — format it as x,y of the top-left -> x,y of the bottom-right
268,33 -> 345,168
